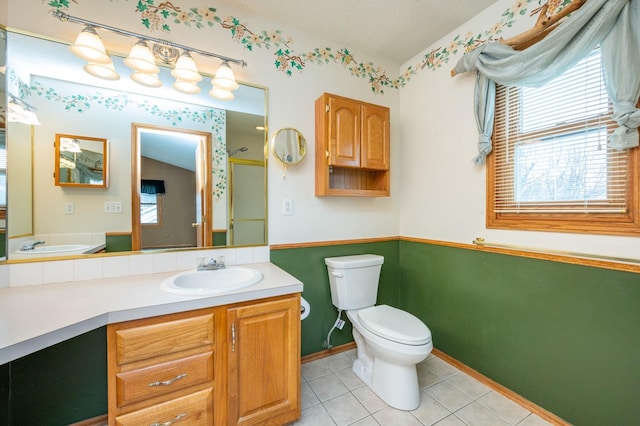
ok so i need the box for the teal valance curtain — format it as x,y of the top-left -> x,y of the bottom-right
453,0 -> 640,165
141,179 -> 166,195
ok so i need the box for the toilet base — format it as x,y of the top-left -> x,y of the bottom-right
352,357 -> 421,411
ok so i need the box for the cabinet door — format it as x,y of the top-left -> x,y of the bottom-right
329,96 -> 361,168
361,103 -> 390,170
227,295 -> 300,426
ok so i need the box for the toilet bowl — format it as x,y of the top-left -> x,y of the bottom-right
325,254 -> 433,411
348,305 -> 432,410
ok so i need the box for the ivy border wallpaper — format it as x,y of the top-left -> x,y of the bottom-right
46,0 -> 572,94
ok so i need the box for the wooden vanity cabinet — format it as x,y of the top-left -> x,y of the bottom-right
315,93 -> 390,196
107,309 -> 219,425
107,294 -> 300,426
227,295 -> 301,426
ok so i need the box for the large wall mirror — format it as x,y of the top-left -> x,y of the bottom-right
4,30 -> 267,261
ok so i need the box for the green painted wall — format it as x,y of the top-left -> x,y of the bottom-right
0,327 -> 107,425
105,234 -> 132,252
398,241 -> 640,426
270,240 -> 400,356
273,240 -> 640,425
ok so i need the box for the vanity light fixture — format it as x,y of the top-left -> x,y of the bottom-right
54,10 -> 246,99
211,61 -> 239,91
69,25 -> 111,64
130,71 -> 162,88
7,94 -> 41,125
209,87 -> 235,101
59,137 -> 82,153
83,60 -> 120,81
124,40 -> 160,74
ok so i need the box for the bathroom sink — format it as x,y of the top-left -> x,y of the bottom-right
15,244 -> 92,254
161,267 -> 263,296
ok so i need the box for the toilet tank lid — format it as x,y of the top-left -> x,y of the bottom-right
325,254 -> 384,268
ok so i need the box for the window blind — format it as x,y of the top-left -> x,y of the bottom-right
492,49 -> 627,214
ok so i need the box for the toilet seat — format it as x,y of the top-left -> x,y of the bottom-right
357,305 -> 431,346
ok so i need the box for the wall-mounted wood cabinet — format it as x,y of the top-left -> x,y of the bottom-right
315,93 -> 390,196
107,294 -> 300,426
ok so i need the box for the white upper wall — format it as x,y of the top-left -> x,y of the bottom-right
398,0 -> 640,260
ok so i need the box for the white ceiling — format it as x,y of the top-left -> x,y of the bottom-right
214,0 -> 499,65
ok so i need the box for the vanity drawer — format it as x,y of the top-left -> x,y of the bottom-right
116,351 -> 214,407
115,313 -> 214,365
114,388 -> 213,426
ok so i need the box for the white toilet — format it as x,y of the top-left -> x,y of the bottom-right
325,254 -> 432,411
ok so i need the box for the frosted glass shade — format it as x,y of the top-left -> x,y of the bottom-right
171,52 -> 202,82
69,26 -> 111,64
209,87 -> 235,101
173,80 -> 201,94
211,62 -> 239,91
124,40 -> 160,74
130,72 -> 162,88
84,61 -> 120,81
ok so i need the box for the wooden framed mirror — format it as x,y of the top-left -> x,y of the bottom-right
54,133 -> 108,188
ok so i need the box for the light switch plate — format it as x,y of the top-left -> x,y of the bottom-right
282,199 -> 293,215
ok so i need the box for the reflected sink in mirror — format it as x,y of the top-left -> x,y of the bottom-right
12,243 -> 105,259
161,267 -> 263,296
15,244 -> 92,254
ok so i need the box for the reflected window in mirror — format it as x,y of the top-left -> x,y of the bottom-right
54,133 -> 108,188
141,193 -> 162,226
141,179 -> 165,226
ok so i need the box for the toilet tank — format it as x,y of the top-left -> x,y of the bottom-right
325,254 -> 384,310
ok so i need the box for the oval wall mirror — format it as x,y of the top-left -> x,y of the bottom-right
271,128 -> 306,166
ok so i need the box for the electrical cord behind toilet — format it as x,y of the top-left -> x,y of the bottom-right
322,309 -> 345,349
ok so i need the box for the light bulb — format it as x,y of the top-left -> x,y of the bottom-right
83,61 -> 120,81
69,26 -> 111,64
130,72 -> 162,88
171,51 -> 202,82
124,40 -> 160,74
209,87 -> 235,101
212,61 -> 239,91
173,80 -> 201,94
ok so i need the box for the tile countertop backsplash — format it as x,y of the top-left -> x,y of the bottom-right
0,246 -> 270,288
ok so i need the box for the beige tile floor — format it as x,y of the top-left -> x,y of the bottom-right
293,350 -> 555,426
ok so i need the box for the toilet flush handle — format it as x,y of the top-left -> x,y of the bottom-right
331,271 -> 343,278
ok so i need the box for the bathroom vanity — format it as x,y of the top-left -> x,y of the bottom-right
0,261 -> 302,425
108,294 -> 300,425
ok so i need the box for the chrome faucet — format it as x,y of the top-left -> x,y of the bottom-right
197,257 -> 226,271
21,240 -> 45,251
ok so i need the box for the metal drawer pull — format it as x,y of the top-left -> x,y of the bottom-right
231,323 -> 236,353
149,413 -> 187,426
148,373 -> 187,387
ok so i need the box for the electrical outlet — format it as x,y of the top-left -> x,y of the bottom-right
64,202 -> 74,214
282,199 -> 293,215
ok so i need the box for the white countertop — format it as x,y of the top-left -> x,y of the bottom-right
0,262 -> 303,364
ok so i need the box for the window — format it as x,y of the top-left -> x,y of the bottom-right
140,192 -> 162,226
489,49 -> 640,236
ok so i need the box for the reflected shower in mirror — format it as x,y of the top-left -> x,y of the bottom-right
4,30 -> 267,261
